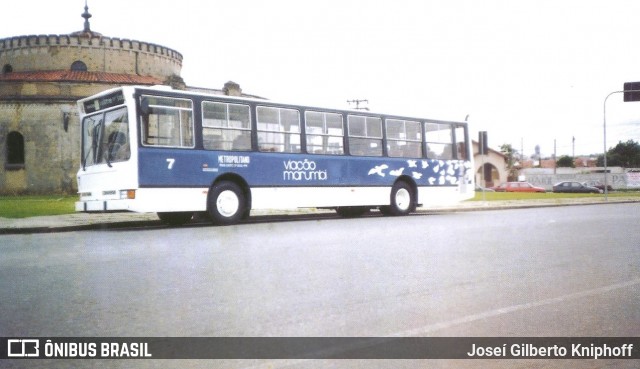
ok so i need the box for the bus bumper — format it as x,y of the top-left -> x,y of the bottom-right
75,199 -> 131,212
75,188 -> 207,213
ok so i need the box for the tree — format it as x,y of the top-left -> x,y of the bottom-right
500,143 -> 520,181
556,155 -> 575,168
597,139 -> 640,167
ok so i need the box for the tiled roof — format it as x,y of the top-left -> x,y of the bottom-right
0,70 -> 163,84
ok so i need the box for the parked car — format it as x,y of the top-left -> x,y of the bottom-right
475,185 -> 495,192
582,180 -> 613,192
490,182 -> 546,193
552,181 -> 602,194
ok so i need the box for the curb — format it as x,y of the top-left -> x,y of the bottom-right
0,220 -> 163,235
423,199 -> 640,212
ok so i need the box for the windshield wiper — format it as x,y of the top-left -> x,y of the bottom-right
104,149 -> 113,168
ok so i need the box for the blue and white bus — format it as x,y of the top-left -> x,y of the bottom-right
75,85 -> 474,225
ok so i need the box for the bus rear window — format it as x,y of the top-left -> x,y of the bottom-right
140,96 -> 194,148
425,123 -> 454,160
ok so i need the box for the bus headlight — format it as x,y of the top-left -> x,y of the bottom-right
120,190 -> 136,199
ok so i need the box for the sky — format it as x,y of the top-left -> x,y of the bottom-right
3,0 -> 640,157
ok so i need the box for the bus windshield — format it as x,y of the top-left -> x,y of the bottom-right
81,107 -> 130,169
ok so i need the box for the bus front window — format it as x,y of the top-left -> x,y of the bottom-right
81,107 -> 130,169
103,108 -> 130,163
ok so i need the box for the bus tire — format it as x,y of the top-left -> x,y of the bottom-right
208,181 -> 246,225
387,181 -> 415,216
158,212 -> 193,226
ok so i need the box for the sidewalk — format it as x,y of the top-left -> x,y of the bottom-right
1,197 -> 638,234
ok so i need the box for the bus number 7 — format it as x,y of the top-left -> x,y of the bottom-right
166,158 -> 175,170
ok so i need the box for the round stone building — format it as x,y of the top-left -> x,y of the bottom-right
0,4 -> 185,194
0,4 -> 246,195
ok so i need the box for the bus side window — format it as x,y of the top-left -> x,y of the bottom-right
257,106 -> 301,153
305,111 -> 344,155
202,102 -> 252,151
348,115 -> 383,157
386,119 -> 422,158
140,96 -> 194,148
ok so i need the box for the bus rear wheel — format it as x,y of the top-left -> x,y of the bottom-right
208,181 -> 246,225
382,181 -> 415,216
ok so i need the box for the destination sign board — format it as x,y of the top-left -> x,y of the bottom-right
83,91 -> 125,113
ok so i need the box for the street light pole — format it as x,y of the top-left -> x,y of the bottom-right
606,84 -> 640,201
602,88 -> 640,201
602,89 -> 640,200
602,91 -> 618,202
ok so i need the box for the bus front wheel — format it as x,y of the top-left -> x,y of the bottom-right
208,181 -> 246,225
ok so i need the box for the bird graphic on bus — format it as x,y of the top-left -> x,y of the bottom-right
368,164 -> 389,177
390,168 -> 405,176
367,160 -> 472,186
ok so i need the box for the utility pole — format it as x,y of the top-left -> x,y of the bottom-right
521,137 -> 524,168
347,99 -> 369,111
554,139 -> 557,174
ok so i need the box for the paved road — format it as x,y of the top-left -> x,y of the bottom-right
1,203 -> 639,368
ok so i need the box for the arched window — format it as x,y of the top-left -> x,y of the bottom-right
6,131 -> 25,170
2,64 -> 12,74
70,60 -> 87,71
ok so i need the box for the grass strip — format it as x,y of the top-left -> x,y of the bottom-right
0,196 -> 77,218
470,191 -> 640,201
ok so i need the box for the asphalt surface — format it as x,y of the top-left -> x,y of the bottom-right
1,196 -> 639,234
2,202 -> 639,369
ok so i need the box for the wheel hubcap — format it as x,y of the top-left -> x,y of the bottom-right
217,190 -> 240,217
395,188 -> 411,211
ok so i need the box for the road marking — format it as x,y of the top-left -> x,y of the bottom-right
243,278 -> 640,368
391,277 -> 640,336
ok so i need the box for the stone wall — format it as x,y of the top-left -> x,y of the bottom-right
521,167 -> 637,190
0,35 -> 182,80
0,102 -> 79,194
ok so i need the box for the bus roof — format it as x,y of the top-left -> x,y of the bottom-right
79,85 -> 468,125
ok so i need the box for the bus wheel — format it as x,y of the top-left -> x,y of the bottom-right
387,181 -> 415,216
157,212 -> 193,226
336,206 -> 369,218
208,181 -> 246,225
